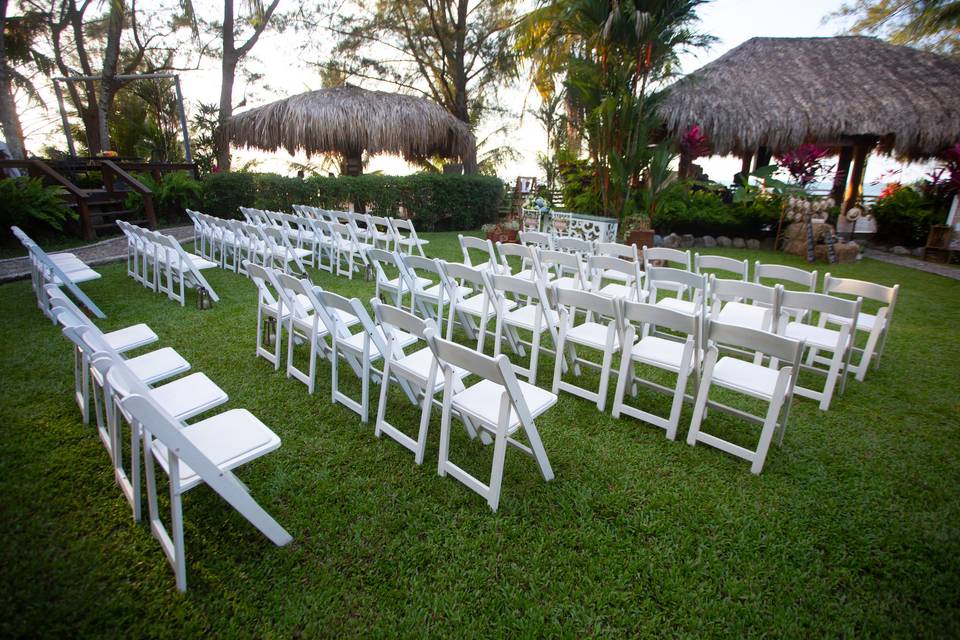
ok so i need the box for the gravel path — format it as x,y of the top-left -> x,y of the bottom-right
863,249 -> 960,281
0,225 -> 195,284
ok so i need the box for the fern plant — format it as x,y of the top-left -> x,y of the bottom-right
0,177 -> 75,233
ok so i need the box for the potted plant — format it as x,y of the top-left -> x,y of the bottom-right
482,219 -> 520,243
624,145 -> 677,250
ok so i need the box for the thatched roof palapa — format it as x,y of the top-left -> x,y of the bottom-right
226,85 -> 476,168
658,36 -> 960,158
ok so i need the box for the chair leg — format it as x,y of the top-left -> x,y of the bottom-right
666,365 -> 691,441
437,387 -> 453,478
752,395 -> 785,475
687,351 -> 717,446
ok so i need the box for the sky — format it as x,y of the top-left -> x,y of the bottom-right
18,0 -> 935,190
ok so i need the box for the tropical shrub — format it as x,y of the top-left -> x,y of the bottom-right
871,184 -> 944,245
201,172 -> 258,219
126,171 -> 203,223
0,177 -> 75,235
650,183 -> 781,237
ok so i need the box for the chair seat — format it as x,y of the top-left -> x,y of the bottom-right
553,276 -> 581,290
150,372 -> 228,421
567,321 -> 619,349
152,408 -> 281,492
341,328 -> 417,356
459,293 -> 515,316
452,379 -> 557,432
825,311 -> 879,332
125,348 -> 190,385
421,282 -> 469,301
657,297 -> 697,315
515,268 -> 548,282
263,293 -> 312,319
717,301 -> 771,331
784,322 -> 849,351
104,324 -> 158,353
158,251 -> 217,271
597,282 -> 647,301
602,269 -> 634,284
392,347 -> 468,390
504,304 -> 550,331
712,357 -> 781,400
630,336 -> 689,372
50,268 -> 101,284
399,238 -> 429,247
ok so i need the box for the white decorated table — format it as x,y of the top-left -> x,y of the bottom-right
522,209 -> 619,243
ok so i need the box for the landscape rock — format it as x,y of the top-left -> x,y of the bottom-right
663,233 -> 681,249
746,239 -> 760,250
681,234 -> 695,248
693,236 -> 704,248
717,236 -> 732,248
911,247 -> 926,258
732,237 -> 746,249
892,246 -> 910,256
702,235 -> 717,248
653,234 -> 663,247
760,237 -> 776,251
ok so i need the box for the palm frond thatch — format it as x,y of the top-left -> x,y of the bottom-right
226,85 -> 475,164
658,36 -> 960,158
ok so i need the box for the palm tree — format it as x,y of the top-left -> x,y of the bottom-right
517,0 -> 712,229
0,8 -> 52,158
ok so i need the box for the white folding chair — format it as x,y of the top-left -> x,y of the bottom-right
402,254 -> 449,328
709,278 -> 781,334
85,342 -> 227,522
588,255 -> 646,301
120,380 -> 292,592
367,247 -> 411,307
318,291 -> 416,422
245,263 -> 288,370
538,249 -> 588,291
821,275 -> 899,382
275,273 -> 343,394
439,260 -> 512,348
647,266 -> 707,316
777,290 -> 860,411
425,328 -> 557,512
551,287 -> 620,410
372,300 -> 474,465
485,272 -> 564,383
263,226 -> 310,274
519,231 -> 553,251
367,215 -> 396,250
555,236 -> 593,258
612,300 -> 699,440
596,241 -> 640,286
496,241 -> 547,282
154,233 -> 219,306
331,222 -> 371,279
459,234 -> 503,273
694,254 -> 748,281
687,321 -> 804,474
390,217 -> 429,257
754,261 -> 818,322
46,284 -> 157,424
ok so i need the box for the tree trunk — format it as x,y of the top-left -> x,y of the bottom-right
831,146 -> 854,204
843,144 -> 870,214
217,55 -> 237,171
0,7 -> 26,158
97,0 -> 125,153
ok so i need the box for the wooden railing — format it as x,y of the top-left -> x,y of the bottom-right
100,160 -> 157,229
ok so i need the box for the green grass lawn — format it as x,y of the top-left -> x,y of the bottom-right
1,231 -> 958,637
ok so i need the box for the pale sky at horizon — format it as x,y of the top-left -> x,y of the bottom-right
17,0 -> 935,189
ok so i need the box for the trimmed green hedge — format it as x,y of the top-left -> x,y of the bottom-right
653,188 -> 782,237
201,172 -> 504,231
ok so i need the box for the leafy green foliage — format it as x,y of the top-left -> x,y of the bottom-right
0,177 -> 75,235
125,172 -> 203,223
871,184 -> 946,245
652,183 -> 782,237
200,172 -> 503,230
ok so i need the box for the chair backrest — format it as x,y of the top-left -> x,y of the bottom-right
496,241 -> 539,276
520,231 -> 553,250
823,274 -> 898,307
646,266 -> 706,299
459,234 -> 497,268
441,260 -> 485,289
403,253 -> 442,280
711,277 -> 779,307
555,236 -> 594,256
754,261 -> 817,291
643,246 -> 691,270
596,241 -> 638,262
245,262 -> 282,308
780,290 -> 861,322
708,320 -> 804,365
487,272 -> 557,323
588,254 -> 642,283
553,286 -> 618,323
371,298 -> 431,340
695,254 -> 748,280
619,299 -> 699,340
539,249 -> 585,284
366,247 -> 401,277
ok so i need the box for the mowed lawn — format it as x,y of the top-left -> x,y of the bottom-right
1,231 -> 958,638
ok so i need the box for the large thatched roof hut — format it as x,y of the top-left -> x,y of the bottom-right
226,85 -> 476,175
659,36 -> 960,208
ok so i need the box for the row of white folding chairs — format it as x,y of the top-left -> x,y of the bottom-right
46,284 -> 290,591
186,209 -> 312,275
116,220 -> 220,306
290,204 -> 430,257
246,262 -> 553,511
11,225 -> 105,320
466,233 -> 900,383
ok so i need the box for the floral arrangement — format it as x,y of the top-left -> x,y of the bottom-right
777,144 -> 830,186
523,195 -> 552,216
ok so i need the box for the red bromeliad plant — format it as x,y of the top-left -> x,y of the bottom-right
879,182 -> 903,200
777,144 -> 830,187
680,123 -> 710,159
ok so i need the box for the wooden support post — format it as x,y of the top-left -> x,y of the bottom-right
832,146 -> 853,205
843,144 -> 869,214
753,147 -> 772,171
